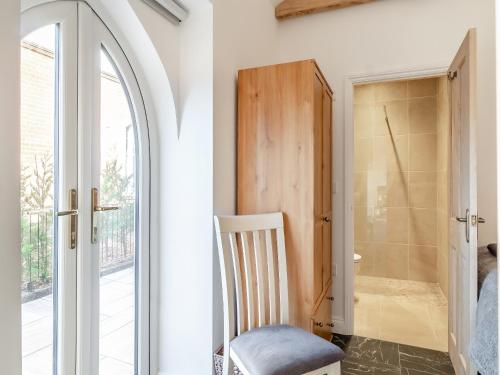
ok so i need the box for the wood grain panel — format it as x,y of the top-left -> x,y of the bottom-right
276,0 -> 375,19
322,89 -> 333,287
313,73 -> 324,303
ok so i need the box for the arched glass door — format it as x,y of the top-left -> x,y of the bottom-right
20,2 -> 149,374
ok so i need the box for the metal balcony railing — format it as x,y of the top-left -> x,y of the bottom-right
21,199 -> 135,299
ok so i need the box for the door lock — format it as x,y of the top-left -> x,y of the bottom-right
56,188 -> 78,249
456,208 -> 470,243
91,187 -> 120,244
471,215 -> 486,226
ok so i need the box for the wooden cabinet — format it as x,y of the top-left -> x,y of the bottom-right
312,283 -> 334,338
237,60 -> 334,334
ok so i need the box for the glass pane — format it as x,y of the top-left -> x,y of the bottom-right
20,25 -> 57,375
98,49 -> 136,375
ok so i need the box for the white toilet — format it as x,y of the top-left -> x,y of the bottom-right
354,253 -> 362,304
354,253 -> 362,275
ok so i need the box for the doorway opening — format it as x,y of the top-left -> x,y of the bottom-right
352,77 -> 451,351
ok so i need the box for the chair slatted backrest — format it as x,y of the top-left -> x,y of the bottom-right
214,213 -> 289,366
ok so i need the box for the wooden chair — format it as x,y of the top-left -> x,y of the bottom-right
214,212 -> 344,375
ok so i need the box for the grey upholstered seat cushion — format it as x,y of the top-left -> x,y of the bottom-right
230,324 -> 345,375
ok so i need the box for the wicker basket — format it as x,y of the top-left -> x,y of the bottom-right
213,346 -> 243,375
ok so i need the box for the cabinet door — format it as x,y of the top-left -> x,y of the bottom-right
311,283 -> 334,338
313,74 -> 324,303
322,89 -> 333,288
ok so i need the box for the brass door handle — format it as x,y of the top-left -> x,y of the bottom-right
57,209 -> 78,217
56,189 -> 78,249
91,188 -> 120,244
94,206 -> 119,212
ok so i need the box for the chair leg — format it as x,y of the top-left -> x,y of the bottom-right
330,361 -> 341,375
303,361 -> 341,375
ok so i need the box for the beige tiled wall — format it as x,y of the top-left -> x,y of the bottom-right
354,78 -> 449,283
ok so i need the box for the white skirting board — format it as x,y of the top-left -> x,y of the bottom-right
332,317 -> 349,335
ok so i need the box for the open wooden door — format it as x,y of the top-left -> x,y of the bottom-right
448,28 -> 479,375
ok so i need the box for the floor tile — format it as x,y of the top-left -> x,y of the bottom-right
341,360 -> 401,375
399,344 -> 455,375
332,334 -> 455,375
333,335 -> 400,368
355,275 -> 448,351
379,299 -> 440,350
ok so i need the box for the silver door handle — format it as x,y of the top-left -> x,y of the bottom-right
456,216 -> 467,223
478,217 -> 486,224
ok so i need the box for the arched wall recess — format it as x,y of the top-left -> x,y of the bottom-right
86,0 -> 180,135
22,0 -> 180,135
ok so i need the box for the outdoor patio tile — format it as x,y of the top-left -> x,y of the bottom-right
22,345 -> 53,375
22,317 -> 53,356
100,307 -> 135,337
100,294 -> 134,317
99,356 -> 134,375
100,321 -> 135,365
23,267 -> 135,372
23,296 -> 53,318
102,268 -> 134,283
100,280 -> 134,302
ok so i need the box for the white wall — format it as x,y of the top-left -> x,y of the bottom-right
0,0 -> 21,374
157,1 -> 214,374
127,0 -> 180,112
213,0 -> 496,337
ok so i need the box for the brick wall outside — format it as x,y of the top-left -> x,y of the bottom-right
21,42 -> 133,209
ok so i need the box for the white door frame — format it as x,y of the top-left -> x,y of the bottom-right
343,65 -> 448,335
20,1 -> 152,374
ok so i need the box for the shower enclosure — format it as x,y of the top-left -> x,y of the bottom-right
353,77 -> 450,351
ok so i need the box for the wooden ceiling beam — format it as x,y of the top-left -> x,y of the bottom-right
275,0 -> 375,19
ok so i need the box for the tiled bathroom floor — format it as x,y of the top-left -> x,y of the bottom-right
354,275 -> 448,352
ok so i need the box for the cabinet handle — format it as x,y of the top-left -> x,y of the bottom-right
314,321 -> 324,328
322,216 -> 331,223
326,296 -> 334,301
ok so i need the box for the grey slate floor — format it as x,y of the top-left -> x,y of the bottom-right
332,334 -> 456,375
